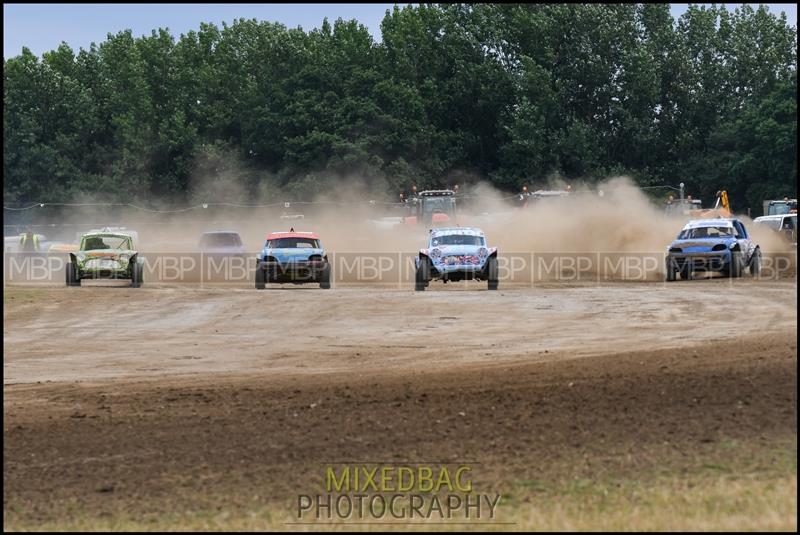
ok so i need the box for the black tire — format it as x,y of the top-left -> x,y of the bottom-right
66,262 -> 81,287
680,265 -> 691,280
319,264 -> 331,289
665,259 -> 677,282
255,263 -> 266,290
749,249 -> 761,277
415,258 -> 430,291
131,262 -> 143,288
486,256 -> 499,290
730,251 -> 743,278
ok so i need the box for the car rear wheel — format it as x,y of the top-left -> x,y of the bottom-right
131,262 -> 143,288
66,262 -> 81,287
486,256 -> 499,290
319,264 -> 331,289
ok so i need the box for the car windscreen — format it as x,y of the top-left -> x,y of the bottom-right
431,234 -> 485,246
200,233 -> 242,248
268,238 -> 319,249
755,219 -> 782,230
678,226 -> 735,239
422,197 -> 455,214
768,203 -> 793,215
81,235 -> 130,251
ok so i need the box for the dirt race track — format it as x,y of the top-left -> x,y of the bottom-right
3,279 -> 798,530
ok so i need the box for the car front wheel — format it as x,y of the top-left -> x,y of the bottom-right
66,262 -> 81,287
415,258 -> 430,291
255,263 -> 266,290
665,260 -> 676,282
729,251 -> 743,278
486,256 -> 499,290
749,249 -> 761,277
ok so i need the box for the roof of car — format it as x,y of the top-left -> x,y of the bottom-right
201,230 -> 241,235
430,227 -> 484,237
683,218 -> 736,229
755,214 -> 796,221
89,227 -> 138,236
82,232 -> 134,239
266,231 -> 320,240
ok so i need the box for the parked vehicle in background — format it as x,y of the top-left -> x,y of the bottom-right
762,198 -> 797,217
753,214 -> 797,245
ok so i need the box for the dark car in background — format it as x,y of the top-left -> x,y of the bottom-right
197,231 -> 246,254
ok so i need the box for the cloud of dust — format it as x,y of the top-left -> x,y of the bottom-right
13,169 -> 795,283
486,176 -> 678,253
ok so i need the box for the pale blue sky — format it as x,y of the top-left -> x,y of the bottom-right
3,3 -> 797,59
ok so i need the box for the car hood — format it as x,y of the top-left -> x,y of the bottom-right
670,238 -> 735,252
430,244 -> 484,256
75,248 -> 136,269
263,247 -> 325,262
425,244 -> 495,266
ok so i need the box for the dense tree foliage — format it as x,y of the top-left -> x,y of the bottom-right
4,4 -> 797,214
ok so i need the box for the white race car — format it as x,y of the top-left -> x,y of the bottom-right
415,227 -> 498,291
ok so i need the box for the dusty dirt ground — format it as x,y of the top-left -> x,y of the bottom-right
3,280 -> 798,530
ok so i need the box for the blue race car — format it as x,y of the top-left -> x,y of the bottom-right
415,227 -> 498,291
665,218 -> 761,281
255,229 -> 331,289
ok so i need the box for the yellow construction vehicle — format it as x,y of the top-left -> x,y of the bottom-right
693,190 -> 732,218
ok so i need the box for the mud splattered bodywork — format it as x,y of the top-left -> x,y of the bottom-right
67,232 -> 144,287
665,218 -> 760,281
415,227 -> 499,291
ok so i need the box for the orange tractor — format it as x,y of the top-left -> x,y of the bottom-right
402,187 -> 460,226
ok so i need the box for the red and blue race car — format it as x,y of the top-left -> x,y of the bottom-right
255,230 -> 331,289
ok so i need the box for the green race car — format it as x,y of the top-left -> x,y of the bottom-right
67,232 -> 144,287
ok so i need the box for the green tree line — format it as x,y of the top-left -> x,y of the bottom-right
3,4 -> 797,214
